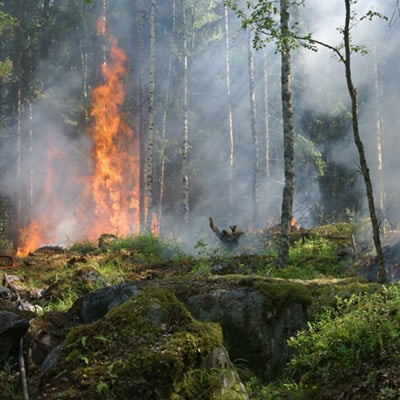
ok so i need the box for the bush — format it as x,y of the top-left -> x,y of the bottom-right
287,284 -> 400,399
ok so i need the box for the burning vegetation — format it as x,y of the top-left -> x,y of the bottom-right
17,18 -> 142,256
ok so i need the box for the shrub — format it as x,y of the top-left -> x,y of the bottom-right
287,284 -> 400,399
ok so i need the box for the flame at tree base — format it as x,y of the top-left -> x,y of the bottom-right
17,17 -> 146,256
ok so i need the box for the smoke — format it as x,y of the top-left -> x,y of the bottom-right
2,0 -> 400,252
298,0 -> 400,226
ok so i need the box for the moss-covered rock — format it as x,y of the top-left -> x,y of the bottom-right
152,275 -> 311,381
146,275 -> 378,383
36,287 -> 247,400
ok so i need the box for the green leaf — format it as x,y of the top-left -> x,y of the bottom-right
81,335 -> 88,347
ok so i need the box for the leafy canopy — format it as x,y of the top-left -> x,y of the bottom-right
225,0 -> 313,51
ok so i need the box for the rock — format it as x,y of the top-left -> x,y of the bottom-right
0,285 -> 11,299
163,276 -> 312,381
27,310 -> 81,367
39,287 -> 248,399
40,343 -> 64,377
0,310 -> 30,361
81,282 -> 140,324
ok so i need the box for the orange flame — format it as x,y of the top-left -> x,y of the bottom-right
17,16 -> 144,255
84,19 -> 140,239
17,141 -> 69,255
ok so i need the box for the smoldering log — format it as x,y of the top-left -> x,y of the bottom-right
209,217 -> 244,250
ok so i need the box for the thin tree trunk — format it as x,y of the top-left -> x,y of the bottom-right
343,0 -> 386,282
262,50 -> 271,179
137,0 -> 147,231
372,45 -> 385,232
145,0 -> 156,231
224,4 -> 234,219
278,0 -> 295,268
28,101 -> 33,219
14,0 -> 23,249
40,0 -> 51,59
158,0 -> 176,231
182,0 -> 190,228
101,0 -> 107,64
247,31 -> 259,225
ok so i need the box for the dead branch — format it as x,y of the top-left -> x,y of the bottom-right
209,217 -> 244,250
19,338 -> 29,400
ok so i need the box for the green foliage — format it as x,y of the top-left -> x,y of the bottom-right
0,4 -> 16,36
105,234 -> 183,262
173,367 -> 240,399
42,287 -> 79,312
244,376 -> 303,400
287,284 -> 400,399
225,0 -> 313,51
271,263 -> 318,280
0,57 -> 12,80
190,258 -> 212,276
0,360 -> 21,400
294,134 -> 325,176
288,236 -> 348,276
69,240 -> 98,255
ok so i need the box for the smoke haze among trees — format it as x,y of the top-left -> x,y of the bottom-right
0,0 -> 399,251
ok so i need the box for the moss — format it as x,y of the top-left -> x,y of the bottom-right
305,278 -> 381,318
39,287 -> 225,399
255,279 -> 312,318
42,266 -> 108,302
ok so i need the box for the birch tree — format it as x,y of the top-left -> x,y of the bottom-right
247,31 -> 260,225
277,0 -> 295,268
181,0 -> 190,228
14,0 -> 23,249
262,50 -> 271,180
340,0 -> 386,281
226,0 -> 299,267
158,0 -> 177,230
223,3 -> 235,219
145,0 -> 156,231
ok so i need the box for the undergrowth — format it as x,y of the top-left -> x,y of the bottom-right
285,284 -> 400,399
4,223 -> 374,399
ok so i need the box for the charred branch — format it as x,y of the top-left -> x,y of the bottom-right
209,217 -> 244,250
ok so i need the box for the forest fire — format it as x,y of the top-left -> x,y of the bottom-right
83,17 -> 140,240
17,17 -> 141,255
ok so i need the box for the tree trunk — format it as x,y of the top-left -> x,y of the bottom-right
158,0 -> 176,231
28,101 -> 33,219
262,50 -> 271,179
278,0 -> 295,268
343,0 -> 386,282
181,0 -> 190,228
14,0 -> 23,249
101,0 -> 107,64
137,0 -> 147,231
247,31 -> 259,225
145,0 -> 156,231
372,45 -> 385,232
40,0 -> 51,59
224,4 -> 235,220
